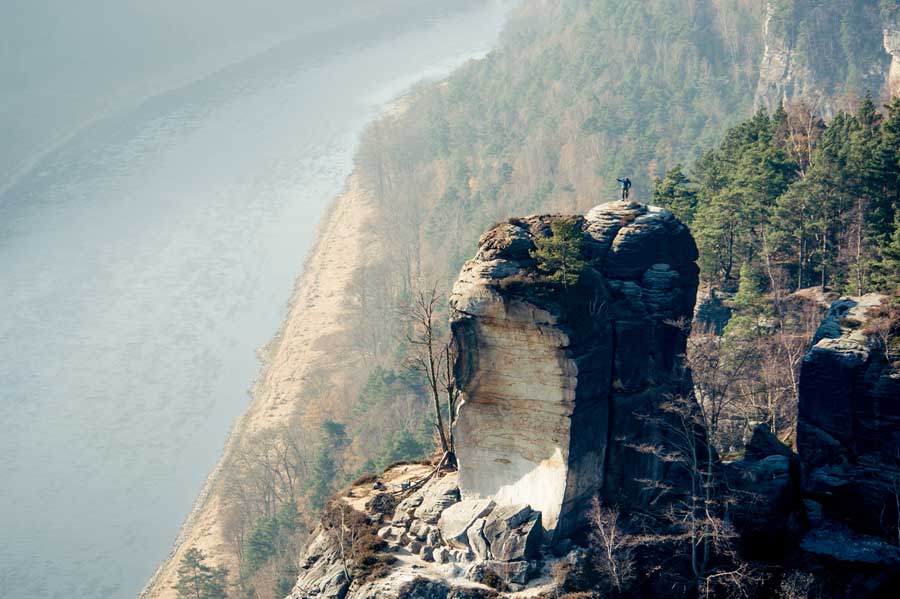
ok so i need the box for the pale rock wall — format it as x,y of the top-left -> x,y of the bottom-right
884,27 -> 900,99
755,0 -> 896,115
450,201 -> 699,543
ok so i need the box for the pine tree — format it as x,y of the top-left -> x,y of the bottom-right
244,518 -> 279,573
530,217 -> 588,288
309,420 -> 348,508
877,212 -> 900,290
653,165 -> 698,224
174,548 -> 228,599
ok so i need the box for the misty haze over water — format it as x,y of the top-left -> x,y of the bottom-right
0,2 -> 512,597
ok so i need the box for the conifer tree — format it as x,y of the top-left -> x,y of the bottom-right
174,548 -> 228,599
653,165 -> 698,224
530,217 -> 587,289
309,420 -> 348,508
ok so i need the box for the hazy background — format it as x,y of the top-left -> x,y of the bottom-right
0,2 -> 512,598
0,0 -> 458,193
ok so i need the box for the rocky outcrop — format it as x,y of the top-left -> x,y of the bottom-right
694,286 -> 733,335
885,27 -> 900,98
450,200 -> 700,541
290,468 -> 558,598
755,1 -> 893,116
724,425 -> 804,558
291,201 -> 703,598
755,1 -> 829,115
720,294 -> 900,594
796,293 -> 900,549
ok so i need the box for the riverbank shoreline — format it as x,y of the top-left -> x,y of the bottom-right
139,173 -> 378,599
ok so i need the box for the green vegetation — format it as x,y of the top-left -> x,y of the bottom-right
655,95 -> 900,296
650,97 -> 900,446
213,2 -> 900,595
767,0 -> 888,98
242,502 -> 300,575
530,218 -> 588,288
174,548 -> 228,599
309,420 -> 349,509
355,0 -> 765,292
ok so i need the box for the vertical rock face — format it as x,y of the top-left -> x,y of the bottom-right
797,294 -> 900,553
755,0 -> 894,116
450,201 -> 699,541
884,27 -> 900,99
755,1 -> 824,114
798,294 -> 900,465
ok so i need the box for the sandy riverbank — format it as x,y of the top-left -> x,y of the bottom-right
139,173 -> 377,599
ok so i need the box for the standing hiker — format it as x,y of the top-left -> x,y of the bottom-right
617,177 -> 632,200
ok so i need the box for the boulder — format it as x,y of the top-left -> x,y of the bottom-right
466,518 -> 490,560
437,498 -> 495,550
469,559 -> 532,586
743,423 -> 795,462
434,547 -> 450,564
413,475 -> 460,524
725,452 -> 803,557
482,504 -> 542,562
290,527 -> 351,599
800,521 -> 900,567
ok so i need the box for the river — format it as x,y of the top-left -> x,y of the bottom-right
0,2 -> 512,597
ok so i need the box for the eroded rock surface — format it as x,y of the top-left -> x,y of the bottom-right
290,468 -> 557,599
754,1 -> 893,117
450,200 -> 699,540
885,27 -> 900,98
797,293 -> 900,549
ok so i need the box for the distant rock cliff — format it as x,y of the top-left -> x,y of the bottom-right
885,26 -> 900,98
755,0 -> 895,115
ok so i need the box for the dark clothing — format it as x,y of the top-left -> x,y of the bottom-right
617,177 -> 632,200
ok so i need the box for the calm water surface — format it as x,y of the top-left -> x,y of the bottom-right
0,3 -> 512,597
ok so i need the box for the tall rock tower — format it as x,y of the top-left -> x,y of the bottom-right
449,200 -> 700,541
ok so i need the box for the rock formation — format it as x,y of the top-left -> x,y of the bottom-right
450,200 -> 699,541
723,293 -> 900,593
290,468 -> 548,598
694,286 -> 734,335
288,213 -> 900,599
290,201 -> 702,598
885,27 -> 900,98
754,1 -> 894,117
796,294 -> 900,561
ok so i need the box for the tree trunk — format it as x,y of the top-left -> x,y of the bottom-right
856,196 -> 864,296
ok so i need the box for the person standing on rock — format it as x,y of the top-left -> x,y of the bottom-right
617,177 -> 632,200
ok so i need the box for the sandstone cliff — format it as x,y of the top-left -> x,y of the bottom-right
290,200 -> 704,598
723,293 -> 900,594
290,209 -> 900,598
754,0 -> 895,115
885,26 -> 900,98
449,201 -> 699,541
796,294 -> 900,564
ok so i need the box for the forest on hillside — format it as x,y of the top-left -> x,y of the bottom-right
656,95 -> 900,297
196,2 -> 900,597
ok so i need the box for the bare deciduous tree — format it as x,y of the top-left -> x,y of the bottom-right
402,282 -> 459,463
634,320 -> 759,597
587,497 -> 635,593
